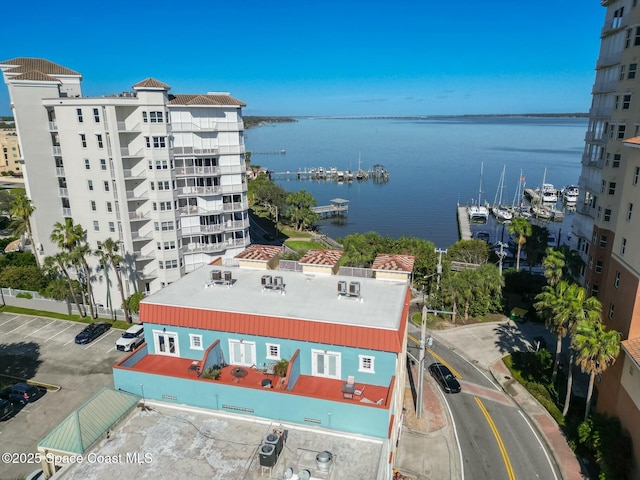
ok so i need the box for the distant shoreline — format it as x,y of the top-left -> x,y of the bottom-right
245,113 -> 588,128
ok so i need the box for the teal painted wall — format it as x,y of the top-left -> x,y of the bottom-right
113,367 -> 391,439
144,322 -> 397,385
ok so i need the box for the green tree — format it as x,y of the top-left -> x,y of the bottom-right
542,247 -> 566,287
507,217 -> 532,272
446,239 -> 490,266
534,281 -> 571,382
574,320 -> 620,421
126,291 -> 145,315
40,277 -> 73,301
446,264 -> 503,322
95,238 -> 130,323
51,219 -> 95,318
248,174 -> 287,209
42,252 -> 85,315
0,265 -> 48,291
10,193 -> 39,268
285,190 -> 319,231
523,225 -> 548,272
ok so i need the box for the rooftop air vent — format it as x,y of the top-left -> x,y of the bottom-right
211,270 -> 222,281
261,275 -> 273,287
338,280 -> 361,300
208,269 -> 233,288
316,451 -> 333,472
262,275 -> 285,294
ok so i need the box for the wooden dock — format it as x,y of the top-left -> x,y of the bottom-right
457,205 -> 472,240
269,165 -> 388,183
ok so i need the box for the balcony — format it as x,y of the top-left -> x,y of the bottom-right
131,232 -> 153,242
117,121 -> 141,132
120,147 -> 144,157
139,269 -> 158,280
123,168 -> 147,179
177,185 -> 221,196
133,251 -> 155,262
183,242 -> 227,254
175,166 -> 221,176
181,224 -> 224,235
129,211 -> 150,221
222,201 -> 248,212
126,189 -> 149,200
172,146 -> 219,156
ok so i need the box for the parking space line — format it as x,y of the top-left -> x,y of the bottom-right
6,317 -> 37,333
45,323 -> 73,342
25,320 -> 57,337
0,315 -> 22,326
83,331 -> 115,350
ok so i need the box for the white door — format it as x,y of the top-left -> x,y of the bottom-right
228,340 -> 256,366
312,349 -> 341,379
154,330 -> 179,357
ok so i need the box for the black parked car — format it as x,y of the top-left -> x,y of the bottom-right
0,383 -> 42,404
75,322 -> 111,345
0,399 -> 14,420
428,362 -> 461,393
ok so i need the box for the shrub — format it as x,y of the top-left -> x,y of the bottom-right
16,292 -> 33,299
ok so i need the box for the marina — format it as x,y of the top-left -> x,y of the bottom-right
268,164 -> 389,183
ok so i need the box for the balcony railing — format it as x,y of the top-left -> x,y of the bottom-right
121,147 -> 144,157
222,201 -> 248,212
133,251 -> 155,262
129,211 -> 150,221
123,169 -> 147,179
172,146 -> 219,156
139,270 -> 158,280
181,224 -> 224,235
131,232 -> 153,242
126,190 -> 149,200
117,121 -> 141,131
61,207 -> 72,217
175,166 -> 221,176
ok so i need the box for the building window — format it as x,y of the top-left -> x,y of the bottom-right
157,181 -> 171,191
265,343 -> 280,360
150,111 -> 163,123
93,108 -> 100,123
108,221 -> 115,233
620,65 -> 626,81
90,200 -> 96,211
604,208 -> 611,222
600,235 -> 607,248
617,125 -> 626,139
612,154 -> 621,168
623,94 -> 631,109
635,166 -> 640,185
621,237 -> 627,255
601,180 -> 606,193
311,349 -> 341,379
626,28 -> 632,48
588,257 -> 593,270
106,202 -> 112,213
145,136 -> 150,148
100,159 -> 107,170
155,160 -> 168,169
608,182 -> 616,195
189,334 -> 203,350
152,136 -> 166,148
358,355 -> 375,373
84,158 -> 90,170
164,241 -> 176,250
142,111 -> 148,123
103,181 -> 109,192
597,206 -> 602,219
87,180 -> 93,191
608,303 -> 615,320
160,221 -> 174,231
76,108 -> 84,123
627,203 -> 633,221
595,260 -> 603,274
80,134 -> 87,148
614,271 -> 620,288
166,260 -> 178,269
93,220 -> 99,231
96,134 -> 104,149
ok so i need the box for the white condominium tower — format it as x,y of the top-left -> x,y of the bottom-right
0,57 -> 250,304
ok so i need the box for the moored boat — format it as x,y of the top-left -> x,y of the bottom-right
562,185 -> 579,204
540,183 -> 558,203
468,204 -> 490,221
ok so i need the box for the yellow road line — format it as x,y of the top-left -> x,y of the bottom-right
407,333 -> 462,379
475,396 -> 516,480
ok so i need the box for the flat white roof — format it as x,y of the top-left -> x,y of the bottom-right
143,265 -> 408,331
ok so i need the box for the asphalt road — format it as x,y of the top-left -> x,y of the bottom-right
0,313 -> 126,479
409,334 -> 561,480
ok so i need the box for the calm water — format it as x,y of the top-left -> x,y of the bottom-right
245,117 -> 588,248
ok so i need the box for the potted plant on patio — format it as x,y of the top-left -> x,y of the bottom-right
202,366 -> 221,380
273,359 -> 289,377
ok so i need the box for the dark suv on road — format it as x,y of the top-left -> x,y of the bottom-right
0,383 -> 42,404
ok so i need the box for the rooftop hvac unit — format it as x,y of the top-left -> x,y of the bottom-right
223,271 -> 232,282
274,276 -> 283,288
349,281 -> 360,296
264,432 -> 283,456
261,275 -> 273,287
258,443 -> 277,467
337,281 -> 347,294
211,270 -> 222,281
297,470 -> 311,480
316,451 -> 333,473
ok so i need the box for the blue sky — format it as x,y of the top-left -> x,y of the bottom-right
1,1 -> 604,117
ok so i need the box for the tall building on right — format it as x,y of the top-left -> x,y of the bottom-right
573,0 -> 640,472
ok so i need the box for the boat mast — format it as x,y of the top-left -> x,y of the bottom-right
478,162 -> 484,206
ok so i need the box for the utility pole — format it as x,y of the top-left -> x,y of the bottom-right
496,242 -> 507,276
417,305 -> 427,418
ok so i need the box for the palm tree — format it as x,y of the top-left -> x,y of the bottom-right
507,217 -> 531,272
50,219 -> 94,318
535,281 -> 571,382
10,193 -> 40,268
542,247 -> 566,287
573,319 -> 621,421
95,238 -> 130,323
43,253 -> 85,316
559,285 -> 602,416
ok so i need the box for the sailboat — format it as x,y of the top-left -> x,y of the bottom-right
511,170 -> 530,218
532,168 -> 553,220
491,165 -> 513,221
468,162 -> 490,221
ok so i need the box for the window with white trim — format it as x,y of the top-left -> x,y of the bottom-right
76,108 -> 84,123
189,334 -> 203,350
265,343 -> 280,360
311,349 -> 341,379
358,354 -> 375,373
93,108 -> 100,123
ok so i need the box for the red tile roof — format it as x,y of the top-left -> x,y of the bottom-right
132,78 -> 171,90
622,337 -> 640,366
624,136 -> 640,147
235,244 -> 282,261
298,249 -> 343,266
168,94 -> 245,107
0,57 -> 81,76
140,288 -> 411,353
9,71 -> 61,83
372,254 -> 415,273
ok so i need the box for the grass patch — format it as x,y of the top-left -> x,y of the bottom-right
284,240 -> 325,255
0,305 -> 129,329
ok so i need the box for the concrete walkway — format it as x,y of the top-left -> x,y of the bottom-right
396,319 -> 588,480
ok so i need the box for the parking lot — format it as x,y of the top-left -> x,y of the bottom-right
0,313 -> 126,479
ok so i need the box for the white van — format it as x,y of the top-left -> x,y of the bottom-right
115,324 -> 145,352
